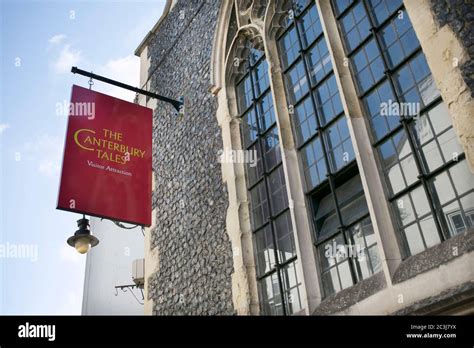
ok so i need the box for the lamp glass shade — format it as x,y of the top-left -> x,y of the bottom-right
75,236 -> 91,254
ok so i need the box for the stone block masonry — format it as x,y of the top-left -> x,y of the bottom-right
430,0 -> 474,97
146,0 -> 235,315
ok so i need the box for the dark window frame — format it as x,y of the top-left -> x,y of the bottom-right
235,45 -> 302,315
331,0 -> 472,258
277,0 -> 381,299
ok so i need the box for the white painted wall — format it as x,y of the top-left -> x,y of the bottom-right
81,217 -> 144,315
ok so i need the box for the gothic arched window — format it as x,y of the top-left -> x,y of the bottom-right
215,0 -> 473,315
332,0 -> 474,257
235,41 -> 304,314
276,0 -> 381,297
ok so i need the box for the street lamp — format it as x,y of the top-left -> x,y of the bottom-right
67,215 -> 99,254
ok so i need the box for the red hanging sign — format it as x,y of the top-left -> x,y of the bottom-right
57,85 -> 152,226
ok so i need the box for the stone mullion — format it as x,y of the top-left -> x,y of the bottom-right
316,0 -> 403,283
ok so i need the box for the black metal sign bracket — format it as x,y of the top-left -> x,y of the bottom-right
71,66 -> 184,113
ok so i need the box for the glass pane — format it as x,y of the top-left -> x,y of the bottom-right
281,261 -> 303,314
380,13 -> 419,68
449,160 -> 474,196
278,27 -> 300,69
387,163 -> 405,194
337,175 -> 369,225
242,109 -> 258,147
419,75 -> 439,106
260,273 -> 283,315
419,215 -> 440,249
294,0 -> 312,15
226,7 -> 238,55
379,138 -> 397,167
341,7 -> 355,33
392,130 -> 412,159
367,0 -> 403,25
400,155 -> 418,186
368,246 -> 382,274
341,2 -> 370,51
318,213 -> 339,239
362,218 -> 377,247
394,193 -> 415,226
411,53 -> 431,83
432,171 -> 456,205
315,76 -> 344,124
326,117 -> 354,171
319,234 -> 345,270
394,65 -> 416,95
395,53 -> 440,107
421,140 -> 444,172
438,128 -> 463,164
349,218 -> 379,280
333,0 -> 354,16
413,114 -> 434,146
404,223 -> 425,255
355,248 -> 371,280
429,102 -> 451,135
263,126 -> 281,170
299,4 -> 322,48
350,221 -> 367,251
336,174 -> 363,204
254,225 -> 276,276
250,181 -> 269,229
460,193 -> 474,228
399,24 -> 419,58
353,39 -> 384,93
236,76 -> 253,112
411,185 -> 431,217
443,200 -> 467,236
268,166 -> 289,214
285,61 -> 309,104
322,267 -> 341,297
253,59 -> 270,97
338,260 -> 354,289
302,137 -> 327,190
257,92 -> 276,133
307,38 -> 332,85
285,282 -> 303,314
340,194 -> 369,225
246,143 -> 263,186
274,212 -> 296,263
249,47 -> 264,66
364,81 -> 398,140
314,191 -> 338,238
368,245 -> 382,273
294,97 -> 317,144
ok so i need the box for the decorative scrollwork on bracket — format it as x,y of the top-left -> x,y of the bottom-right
115,284 -> 144,305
